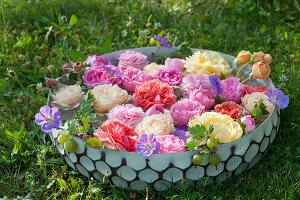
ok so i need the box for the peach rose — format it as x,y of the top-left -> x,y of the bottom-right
135,114 -> 174,136
91,84 -> 131,114
242,92 -> 274,114
51,85 -> 84,109
262,54 -> 272,64
237,50 -> 251,64
252,61 -> 270,79
253,51 -> 265,62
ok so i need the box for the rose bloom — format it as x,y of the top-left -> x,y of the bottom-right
95,119 -> 139,152
189,89 -> 215,110
242,92 -> 274,114
118,50 -> 148,69
262,54 -> 272,64
121,67 -> 154,93
214,101 -> 245,120
156,67 -> 182,86
253,51 -> 265,62
170,99 -> 205,126
252,61 -> 270,79
145,104 -> 165,116
85,55 -> 111,67
156,135 -> 185,153
243,85 -> 268,95
91,84 -> 131,114
189,112 -> 243,143
132,79 -> 176,110
51,85 -> 84,109
143,63 -> 168,77
165,58 -> 185,72
108,104 -> 145,128
181,73 -> 212,96
83,65 -> 121,89
135,114 -> 174,136
212,77 -> 244,104
184,51 -> 231,77
241,115 -> 256,132
237,50 -> 251,64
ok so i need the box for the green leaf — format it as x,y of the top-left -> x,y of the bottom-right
69,14 -> 78,27
208,124 -> 214,135
68,120 -> 77,135
186,141 -> 197,151
236,118 -> 247,136
85,137 -> 102,149
101,34 -> 112,54
68,50 -> 88,62
56,178 -> 67,187
220,72 -> 226,80
215,95 -> 225,104
82,116 -> 90,129
188,124 -> 206,140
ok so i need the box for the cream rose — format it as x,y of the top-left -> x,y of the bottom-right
184,51 -> 231,77
188,112 -> 243,143
143,63 -> 168,77
91,84 -> 131,114
135,113 -> 174,136
51,85 -> 84,109
242,92 -> 274,114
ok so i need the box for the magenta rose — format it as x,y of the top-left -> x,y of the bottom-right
145,104 -> 165,116
85,55 -> 111,67
118,50 -> 148,69
212,77 -> 244,104
121,67 -> 154,93
181,73 -> 212,96
83,65 -> 121,89
170,99 -> 205,126
156,67 -> 182,86
165,58 -> 185,72
189,89 -> 215,110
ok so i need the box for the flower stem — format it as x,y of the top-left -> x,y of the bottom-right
236,61 -> 252,77
242,74 -> 253,84
241,70 -> 252,81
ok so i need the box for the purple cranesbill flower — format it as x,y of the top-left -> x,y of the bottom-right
135,133 -> 161,157
153,35 -> 171,48
102,65 -> 124,78
35,106 -> 62,133
266,88 -> 289,109
170,126 -> 190,144
209,73 -> 222,94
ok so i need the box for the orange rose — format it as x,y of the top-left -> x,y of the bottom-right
252,61 -> 270,79
253,51 -> 265,62
262,54 -> 272,64
237,50 -> 251,64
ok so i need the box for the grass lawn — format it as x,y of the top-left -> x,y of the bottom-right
0,0 -> 299,199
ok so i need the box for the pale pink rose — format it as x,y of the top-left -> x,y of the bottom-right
156,135 -> 185,153
170,99 -> 205,126
121,67 -> 154,93
156,67 -> 182,86
181,73 -> 212,96
165,58 -> 185,72
145,104 -> 165,116
241,115 -> 256,132
212,77 -> 244,104
189,89 -> 215,110
118,50 -> 148,69
108,104 -> 145,128
242,92 -> 274,114
85,55 -> 111,67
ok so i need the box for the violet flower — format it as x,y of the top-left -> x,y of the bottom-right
135,133 -> 161,157
153,35 -> 171,48
102,65 -> 124,78
266,88 -> 289,109
170,126 -> 190,144
35,106 -> 62,133
209,73 -> 222,94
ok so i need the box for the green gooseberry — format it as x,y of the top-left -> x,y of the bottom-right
209,153 -> 221,166
207,137 -> 219,149
192,154 -> 203,165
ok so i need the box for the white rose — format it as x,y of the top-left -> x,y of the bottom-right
51,85 -> 84,109
143,63 -> 168,77
242,92 -> 274,114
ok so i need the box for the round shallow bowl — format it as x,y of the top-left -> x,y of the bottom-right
49,47 -> 280,191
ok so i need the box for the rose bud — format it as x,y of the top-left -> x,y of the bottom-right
73,61 -> 84,72
237,50 -> 251,64
46,78 -> 58,89
146,22 -> 152,28
252,61 -> 270,79
47,65 -> 56,73
253,51 -> 265,62
62,63 -> 73,73
8,69 -> 16,77
262,54 -> 272,64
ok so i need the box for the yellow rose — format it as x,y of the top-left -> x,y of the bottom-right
51,85 -> 84,109
135,114 -> 174,136
143,63 -> 168,77
91,84 -> 131,114
188,112 -> 243,143
184,51 -> 231,77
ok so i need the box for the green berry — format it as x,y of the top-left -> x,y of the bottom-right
64,139 -> 78,153
58,134 -> 70,146
207,138 -> 218,149
209,153 -> 221,165
192,154 -> 203,165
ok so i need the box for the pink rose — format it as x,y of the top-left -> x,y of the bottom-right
83,65 -> 121,89
121,67 -> 154,93
85,55 -> 111,67
108,104 -> 145,128
170,99 -> 205,126
189,89 -> 215,110
156,135 -> 185,153
145,104 -> 165,116
118,50 -> 148,69
156,67 -> 182,86
241,115 -> 256,132
165,58 -> 185,72
132,80 -> 176,110
213,77 -> 244,104
243,85 -> 268,95
181,73 -> 212,96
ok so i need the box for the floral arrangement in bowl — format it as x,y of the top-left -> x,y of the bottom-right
35,37 -> 289,190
